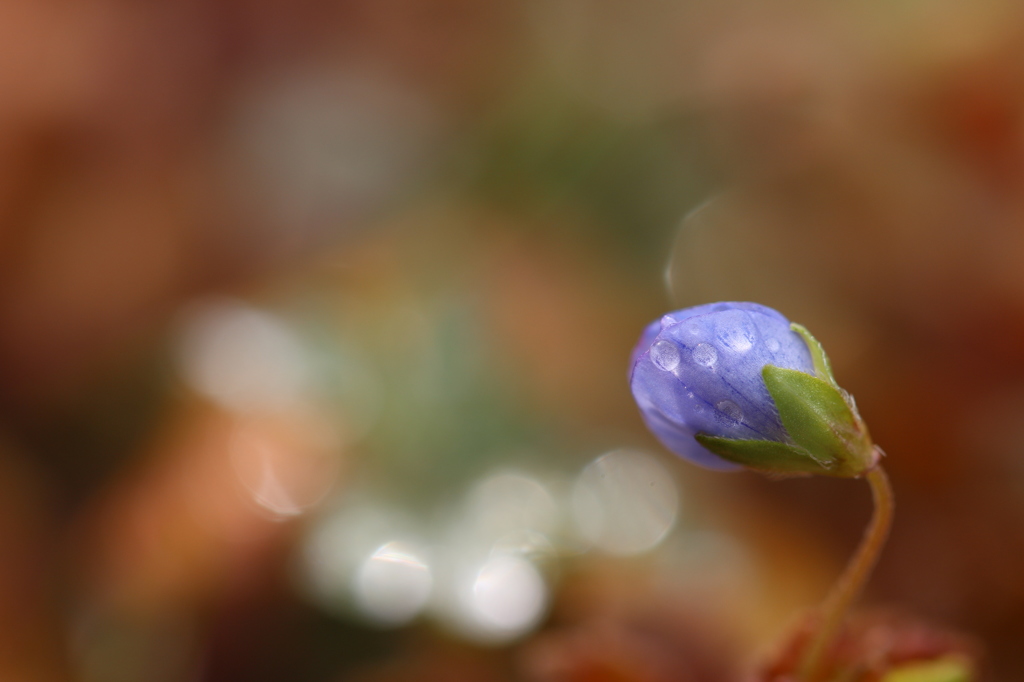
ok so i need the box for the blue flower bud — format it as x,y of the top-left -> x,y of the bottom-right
629,302 -> 878,477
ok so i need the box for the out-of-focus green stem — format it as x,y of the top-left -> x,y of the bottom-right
799,462 -> 894,682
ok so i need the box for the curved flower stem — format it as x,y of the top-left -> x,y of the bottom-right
799,463 -> 894,682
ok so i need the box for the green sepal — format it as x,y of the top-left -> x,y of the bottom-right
791,323 -> 836,385
695,434 -> 830,476
762,365 -> 875,477
879,657 -> 973,682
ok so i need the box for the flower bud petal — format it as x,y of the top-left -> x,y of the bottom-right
630,302 -> 878,477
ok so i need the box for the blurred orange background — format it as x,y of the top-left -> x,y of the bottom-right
1,0 -> 1023,680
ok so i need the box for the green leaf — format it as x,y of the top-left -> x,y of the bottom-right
762,365 -> 873,476
879,657 -> 973,682
791,323 -> 836,385
694,434 -> 828,476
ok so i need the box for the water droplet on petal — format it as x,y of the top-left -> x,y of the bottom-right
692,343 -> 717,368
715,400 -> 743,423
651,340 -> 680,371
765,338 -> 781,352
660,314 -> 677,329
718,326 -> 754,353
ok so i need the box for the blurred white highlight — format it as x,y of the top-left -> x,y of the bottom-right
301,504 -> 431,626
176,298 -> 308,413
465,472 -> 559,538
232,428 -> 302,517
571,449 -> 679,555
353,542 -> 433,626
228,417 -> 338,520
468,555 -> 546,636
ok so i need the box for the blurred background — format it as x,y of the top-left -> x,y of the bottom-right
1,0 -> 1023,680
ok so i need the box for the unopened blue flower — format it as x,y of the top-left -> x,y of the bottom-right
630,302 -> 877,477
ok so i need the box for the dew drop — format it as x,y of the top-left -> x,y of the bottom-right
715,400 -> 743,422
765,338 -> 781,353
660,314 -> 677,329
650,340 -> 680,371
692,343 -> 717,368
718,326 -> 754,353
